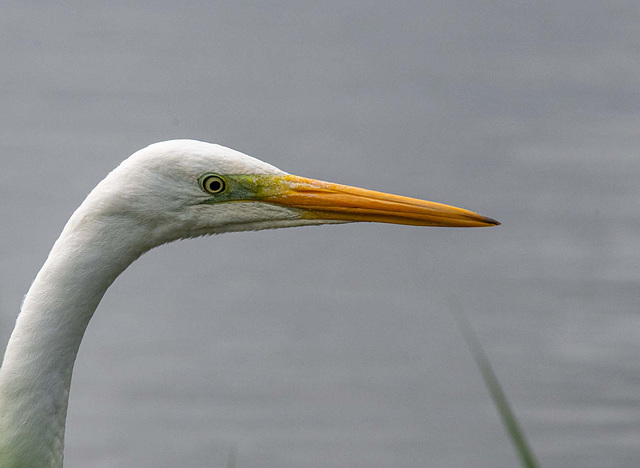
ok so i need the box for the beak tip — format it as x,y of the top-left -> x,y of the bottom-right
484,216 -> 501,226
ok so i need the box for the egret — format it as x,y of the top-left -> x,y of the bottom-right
0,140 -> 498,467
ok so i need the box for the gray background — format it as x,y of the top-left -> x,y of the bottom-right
1,2 -> 639,467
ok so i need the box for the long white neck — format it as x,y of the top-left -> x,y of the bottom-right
0,198 -> 152,468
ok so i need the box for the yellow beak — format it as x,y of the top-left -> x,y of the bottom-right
264,175 -> 499,228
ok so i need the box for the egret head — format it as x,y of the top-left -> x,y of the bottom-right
88,139 -> 498,246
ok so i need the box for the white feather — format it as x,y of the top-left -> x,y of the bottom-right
0,140 -> 315,468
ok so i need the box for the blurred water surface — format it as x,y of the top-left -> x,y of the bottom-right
1,2 -> 639,467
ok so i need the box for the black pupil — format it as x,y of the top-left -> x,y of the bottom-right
207,178 -> 222,192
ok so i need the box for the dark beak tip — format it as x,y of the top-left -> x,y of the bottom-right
484,216 -> 501,226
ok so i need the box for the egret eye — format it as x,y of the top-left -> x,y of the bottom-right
199,174 -> 226,194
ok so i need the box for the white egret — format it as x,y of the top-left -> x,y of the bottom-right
0,140 -> 498,467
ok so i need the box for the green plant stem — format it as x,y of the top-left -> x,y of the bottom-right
450,299 -> 540,468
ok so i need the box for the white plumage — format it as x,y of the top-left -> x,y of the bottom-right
0,140 -> 498,467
